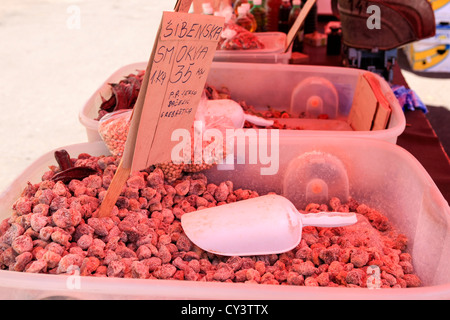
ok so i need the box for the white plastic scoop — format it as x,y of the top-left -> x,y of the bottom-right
181,194 -> 357,256
204,99 -> 274,128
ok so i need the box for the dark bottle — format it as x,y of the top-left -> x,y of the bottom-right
236,4 -> 257,32
327,27 -> 342,55
288,0 -> 304,52
266,0 -> 281,31
250,0 -> 268,32
278,0 -> 292,34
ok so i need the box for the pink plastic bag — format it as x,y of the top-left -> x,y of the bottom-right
98,109 -> 132,157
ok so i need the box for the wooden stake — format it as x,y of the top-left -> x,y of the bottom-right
97,159 -> 131,218
285,0 -> 317,53
96,30 -> 160,218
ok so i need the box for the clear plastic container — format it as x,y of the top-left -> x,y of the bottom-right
214,31 -> 291,63
206,62 -> 405,142
0,138 -> 449,299
79,62 -> 405,144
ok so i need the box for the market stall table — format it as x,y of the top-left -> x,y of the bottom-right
388,62 -> 450,205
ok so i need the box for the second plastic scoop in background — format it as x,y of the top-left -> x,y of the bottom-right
181,194 -> 357,256
203,99 -> 274,128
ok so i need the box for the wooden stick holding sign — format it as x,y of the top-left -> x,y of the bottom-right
285,0 -> 317,53
174,0 -> 194,13
97,1 -> 224,218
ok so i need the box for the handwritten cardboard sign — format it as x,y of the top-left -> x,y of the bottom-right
285,0 -> 316,53
98,9 -> 224,218
125,12 -> 224,172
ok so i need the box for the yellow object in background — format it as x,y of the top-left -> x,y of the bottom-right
428,0 -> 450,23
409,44 -> 449,71
404,6 -> 450,73
429,0 -> 450,11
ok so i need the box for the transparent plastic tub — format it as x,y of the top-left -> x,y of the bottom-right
214,32 -> 292,64
79,62 -> 406,144
0,138 -> 449,299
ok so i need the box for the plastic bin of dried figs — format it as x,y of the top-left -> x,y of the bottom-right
0,134 -> 449,299
79,61 -> 406,150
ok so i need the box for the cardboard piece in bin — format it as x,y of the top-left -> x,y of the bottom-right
98,1 -> 225,218
365,72 -> 392,131
347,72 -> 392,131
127,12 -> 224,171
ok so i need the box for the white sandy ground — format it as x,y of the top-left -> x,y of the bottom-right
0,0 -> 449,195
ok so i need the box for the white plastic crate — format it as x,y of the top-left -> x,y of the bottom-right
79,62 -> 406,145
404,24 -> 450,72
0,137 -> 449,299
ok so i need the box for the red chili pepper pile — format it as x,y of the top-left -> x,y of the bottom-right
97,70 -> 145,120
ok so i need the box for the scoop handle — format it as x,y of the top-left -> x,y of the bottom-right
300,212 -> 357,228
244,114 -> 275,127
